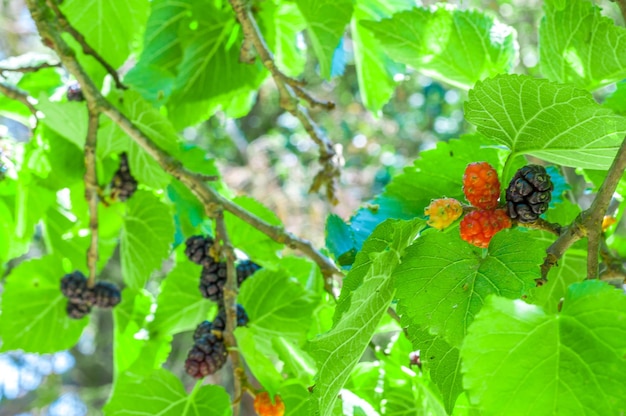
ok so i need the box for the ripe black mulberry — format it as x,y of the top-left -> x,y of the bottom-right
236,260 -> 261,286
505,165 -> 554,223
184,333 -> 228,378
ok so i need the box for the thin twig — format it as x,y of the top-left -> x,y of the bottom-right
215,212 -> 244,416
0,81 -> 38,116
0,62 -> 60,74
228,0 -> 340,203
84,108 -> 99,288
539,135 -> 626,283
25,1 -> 342,293
44,0 -> 126,90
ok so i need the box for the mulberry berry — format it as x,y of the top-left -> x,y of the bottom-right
463,162 -> 501,209
199,261 -> 228,301
66,82 -> 85,102
193,320 -> 213,341
185,235 -> 215,267
254,392 -> 285,416
66,300 -> 91,320
459,209 -> 511,248
424,198 -> 463,230
61,271 -> 90,303
110,153 -> 138,202
505,165 -> 553,223
236,260 -> 261,285
184,333 -> 228,378
92,281 -> 122,308
212,304 -> 249,331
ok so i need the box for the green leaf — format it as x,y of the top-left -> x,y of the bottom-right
125,0 -> 188,104
264,2 -> 307,77
351,0 -> 412,110
308,218 -> 425,416
279,381 -> 311,416
535,251 -> 586,314
362,6 -> 517,90
235,327 -> 284,395
120,191 -> 175,288
395,228 -> 547,348
170,0 -> 266,104
539,0 -> 626,91
296,0 -> 353,79
239,268 -> 318,343
120,90 -> 179,188
61,0 -> 149,68
0,256 -> 88,353
465,74 -> 626,169
113,289 -> 170,375
461,280 -> 626,415
224,196 -> 283,263
104,369 -> 231,416
37,95 -> 88,149
97,118 -> 130,159
406,325 -> 463,414
150,258 -> 213,336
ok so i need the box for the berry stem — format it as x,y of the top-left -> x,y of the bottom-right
84,108 -> 100,288
228,0 -> 340,203
215,211 -> 245,416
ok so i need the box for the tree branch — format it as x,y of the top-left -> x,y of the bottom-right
25,0 -> 342,289
0,61 -> 60,74
0,81 -> 38,117
215,212 -> 244,416
84,108 -> 99,288
227,0 -> 340,204
539,135 -> 626,283
44,0 -> 126,90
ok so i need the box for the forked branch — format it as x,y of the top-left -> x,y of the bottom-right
539,136 -> 626,283
26,0 -> 342,288
228,0 -> 340,203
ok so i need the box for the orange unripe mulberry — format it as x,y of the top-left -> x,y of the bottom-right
254,392 -> 285,416
459,209 -> 511,248
424,198 -> 463,230
463,162 -> 500,209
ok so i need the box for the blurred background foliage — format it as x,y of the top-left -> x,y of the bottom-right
1,0 -> 622,414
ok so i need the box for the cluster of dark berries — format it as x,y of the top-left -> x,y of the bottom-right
60,271 -> 121,319
185,304 -> 249,378
505,165 -> 554,223
110,153 -> 138,202
183,234 -> 259,378
66,82 -> 85,102
184,235 -> 261,302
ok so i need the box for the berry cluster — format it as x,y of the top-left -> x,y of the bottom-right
184,235 -> 261,302
60,271 -> 122,319
424,162 -> 553,249
183,234 -> 260,378
110,153 -> 138,202
459,162 -> 511,248
185,304 -> 250,378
